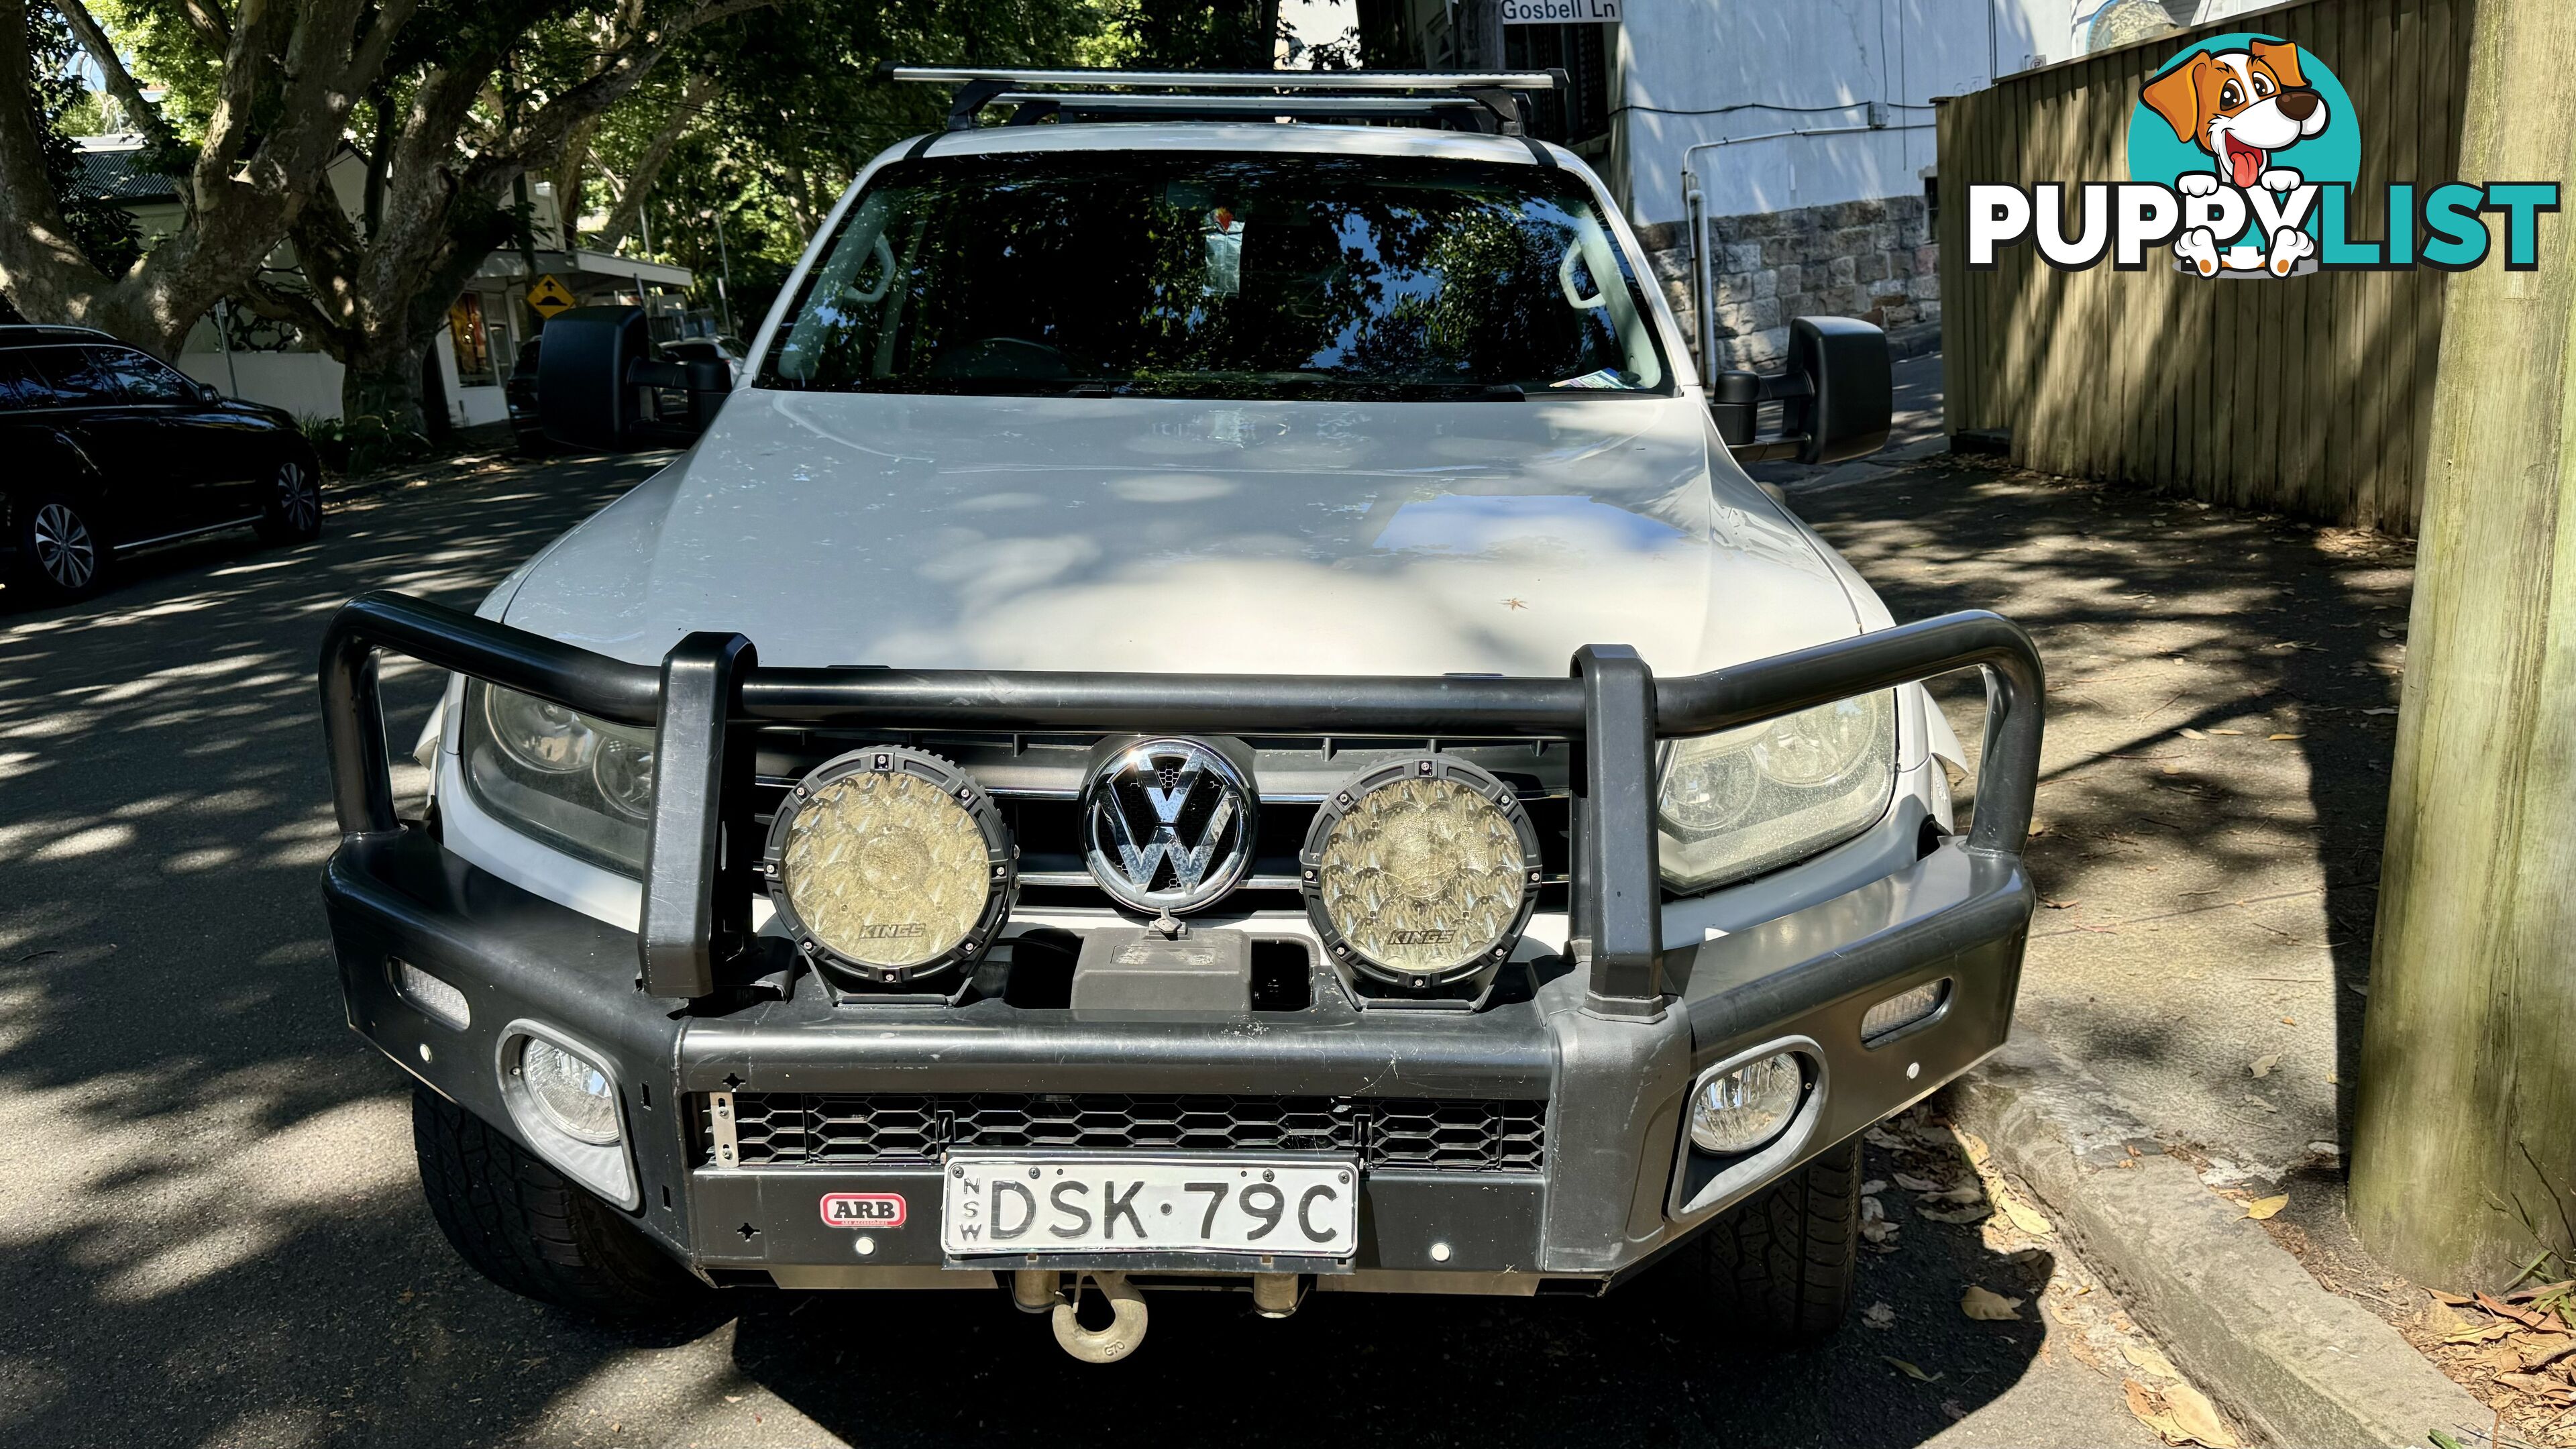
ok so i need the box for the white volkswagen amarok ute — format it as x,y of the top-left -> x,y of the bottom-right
318,67 -> 2043,1362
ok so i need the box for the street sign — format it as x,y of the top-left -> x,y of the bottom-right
526,274 -> 577,318
1501,0 -> 1619,21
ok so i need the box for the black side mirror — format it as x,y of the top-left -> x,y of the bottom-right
539,305 -> 729,451
1709,315 -> 1892,466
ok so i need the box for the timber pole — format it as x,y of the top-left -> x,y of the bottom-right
2348,0 -> 2576,1289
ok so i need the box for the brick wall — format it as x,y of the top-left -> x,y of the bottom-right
1634,195 -> 1941,374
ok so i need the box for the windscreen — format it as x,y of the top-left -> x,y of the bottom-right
761,151 -> 1672,400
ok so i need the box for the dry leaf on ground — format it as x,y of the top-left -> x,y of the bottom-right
1962,1285 -> 2024,1321
2248,1053 -> 2280,1079
2124,1379 -> 2243,1448
2123,1341 -> 2183,1381
1862,1301 -> 1896,1330
1893,1171 -> 1946,1193
2243,1194 -> 2290,1221
2478,1293 -> 2550,1330
1918,1204 -> 1995,1225
2517,1335 -> 2576,1371
1884,1356 -> 1942,1383
1860,1179 -> 1887,1196
2179,728 -> 2207,740
1998,1192 -> 2055,1236
2496,1372 -> 2576,1404
1919,1184 -> 1985,1205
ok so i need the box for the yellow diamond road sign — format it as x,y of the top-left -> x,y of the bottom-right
527,274 -> 576,317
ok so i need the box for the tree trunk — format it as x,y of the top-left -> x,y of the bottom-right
343,334 -> 431,435
2348,0 -> 2576,1291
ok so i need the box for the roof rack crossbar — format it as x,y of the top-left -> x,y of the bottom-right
883,65 -> 1566,91
884,64 -> 1566,135
983,90 -> 1517,133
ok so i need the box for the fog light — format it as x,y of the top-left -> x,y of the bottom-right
1862,978 -> 1949,1042
1300,757 -> 1543,987
1688,1053 -> 1804,1155
520,1036 -> 621,1145
765,747 -> 1016,987
394,958 -> 468,1030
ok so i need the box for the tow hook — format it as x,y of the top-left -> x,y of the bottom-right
1049,1271 -> 1148,1362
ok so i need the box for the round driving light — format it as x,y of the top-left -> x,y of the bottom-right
1688,1052 -> 1805,1155
764,747 -> 1015,988
1300,756 -> 1543,987
520,1036 -> 621,1145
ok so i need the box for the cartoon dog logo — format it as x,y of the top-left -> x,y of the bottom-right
2141,40 -> 2331,276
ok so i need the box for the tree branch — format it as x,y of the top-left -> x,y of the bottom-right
49,0 -> 178,150
173,0 -> 231,52
591,72 -> 715,252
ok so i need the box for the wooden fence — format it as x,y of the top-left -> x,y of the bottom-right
1935,0 -> 2475,535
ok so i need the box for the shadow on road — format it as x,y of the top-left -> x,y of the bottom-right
1791,456 -> 2410,1171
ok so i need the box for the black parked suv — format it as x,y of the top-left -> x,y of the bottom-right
0,324 -> 325,602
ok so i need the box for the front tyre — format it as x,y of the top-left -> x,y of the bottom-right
1679,1134 -> 1862,1346
411,1086 -> 705,1319
254,456 -> 323,543
9,494 -> 112,602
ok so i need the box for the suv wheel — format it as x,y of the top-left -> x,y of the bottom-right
1674,1134 -> 1862,1346
254,458 -> 323,543
10,494 -> 112,602
411,1086 -> 706,1319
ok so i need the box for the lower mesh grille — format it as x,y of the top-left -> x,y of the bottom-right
710,1093 -> 1544,1173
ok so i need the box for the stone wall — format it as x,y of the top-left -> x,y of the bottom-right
1633,194 -> 1940,375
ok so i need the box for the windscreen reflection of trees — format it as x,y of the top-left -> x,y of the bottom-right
776,159 -> 1656,397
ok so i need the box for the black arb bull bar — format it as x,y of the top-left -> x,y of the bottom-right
319,592 -> 2042,1278
320,592 -> 2043,1010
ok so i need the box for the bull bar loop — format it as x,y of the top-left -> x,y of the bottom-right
319,590 -> 2043,1006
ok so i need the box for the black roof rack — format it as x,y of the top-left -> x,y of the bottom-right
879,65 -> 1567,136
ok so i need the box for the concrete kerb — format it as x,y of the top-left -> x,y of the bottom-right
1946,1027 -> 2493,1449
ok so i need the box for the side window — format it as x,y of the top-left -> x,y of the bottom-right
97,347 -> 195,403
0,352 -> 64,410
32,346 -> 121,405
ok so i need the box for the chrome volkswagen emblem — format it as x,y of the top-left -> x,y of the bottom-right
1080,739 -> 1258,914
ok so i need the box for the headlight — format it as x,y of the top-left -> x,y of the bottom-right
460,682 -> 655,872
763,747 -> 1016,989
1656,691 -> 1897,892
1301,757 -> 1543,990
1688,1051 -> 1805,1155
520,1036 -> 621,1145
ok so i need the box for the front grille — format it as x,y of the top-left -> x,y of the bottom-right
711,1092 -> 1546,1173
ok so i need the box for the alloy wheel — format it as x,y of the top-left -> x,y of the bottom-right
31,502 -> 97,589
276,462 -> 320,533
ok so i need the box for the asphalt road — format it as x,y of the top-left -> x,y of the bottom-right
0,443 -> 2172,1448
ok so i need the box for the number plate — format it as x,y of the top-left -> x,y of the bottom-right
941,1153 -> 1358,1257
